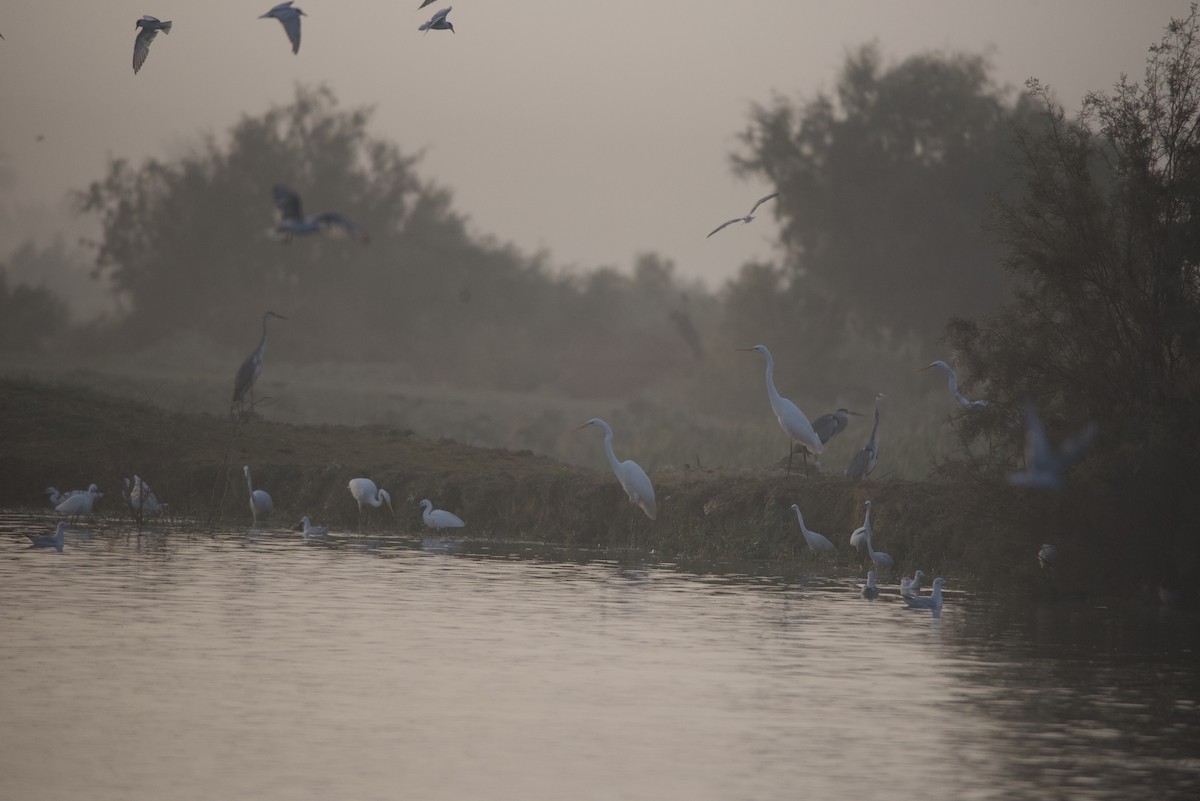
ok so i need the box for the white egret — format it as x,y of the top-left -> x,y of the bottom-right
850,498 -> 873,549
903,577 -> 946,612
901,570 -> 926,598
45,486 -> 91,505
124,475 -> 166,518
918,360 -> 988,409
348,478 -> 393,527
1007,399 -> 1096,489
133,16 -> 171,74
25,521 -> 66,553
295,515 -> 329,538
575,418 -> 657,520
846,393 -> 885,479
706,192 -> 779,238
243,465 -> 273,527
811,407 -> 862,446
861,571 -> 880,600
851,500 -> 892,569
270,185 -> 369,243
789,504 -> 835,553
419,499 -> 465,531
55,484 -> 100,521
419,6 -> 455,33
739,345 -> 822,475
232,310 -> 287,417
260,2 -> 305,54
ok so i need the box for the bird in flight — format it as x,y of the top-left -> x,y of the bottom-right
419,6 -> 455,34
269,185 -> 369,242
1006,399 -> 1096,489
133,16 -> 172,74
707,192 -> 779,238
417,0 -> 438,8
260,2 -> 305,54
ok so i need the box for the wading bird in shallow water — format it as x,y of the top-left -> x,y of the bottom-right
845,393 -> 885,480
243,465 -> 273,528
918,360 -> 988,409
1007,399 -> 1096,489
903,577 -> 946,613
738,345 -> 822,475
260,2 -> 305,54
575,418 -> 657,520
707,192 -> 779,238
811,407 -> 861,446
861,571 -> 880,600
901,570 -> 926,598
790,504 -> 835,553
419,499 -> 465,531
133,16 -> 171,74
419,6 -> 454,33
25,521 -> 66,553
850,499 -> 892,570
347,478 -> 394,526
231,311 -> 287,418
269,185 -> 368,242
850,498 -> 873,549
45,486 -> 97,506
294,516 -> 329,538
56,485 -> 101,521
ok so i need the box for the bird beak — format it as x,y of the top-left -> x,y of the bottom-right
573,422 -> 590,431
736,347 -> 755,352
916,365 -> 933,372
848,410 -> 864,416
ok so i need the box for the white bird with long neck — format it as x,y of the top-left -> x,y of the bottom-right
918,360 -> 988,409
903,577 -> 946,612
55,484 -> 100,521
739,345 -> 822,475
850,498 -> 873,549
243,465 -> 273,528
232,311 -> 287,416
576,418 -> 657,520
347,478 -> 393,526
789,504 -> 834,552
851,499 -> 892,569
419,499 -> 465,531
846,393 -> 885,479
25,521 -> 66,553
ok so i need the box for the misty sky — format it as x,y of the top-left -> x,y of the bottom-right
0,1 -> 1190,289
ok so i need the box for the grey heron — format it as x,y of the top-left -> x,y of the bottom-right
270,185 -> 368,242
26,522 -> 66,553
133,16 -> 171,74
348,478 -> 394,526
845,393 -> 885,479
706,192 -> 779,238
243,465 -> 273,527
861,571 -> 880,600
901,570 -> 926,598
811,407 -> 862,445
419,499 -> 466,531
576,418 -> 657,520
789,504 -> 835,553
903,577 -> 946,612
294,515 -> 329,537
738,345 -> 822,475
419,6 -> 455,33
231,310 -> 287,417
1006,399 -> 1096,489
260,2 -> 305,54
918,360 -> 988,409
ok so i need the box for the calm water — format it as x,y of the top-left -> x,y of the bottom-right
1,513 -> 1197,801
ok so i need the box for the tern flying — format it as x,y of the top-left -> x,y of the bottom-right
706,192 -> 779,238
133,16 -> 172,74
260,2 -> 305,54
419,6 -> 455,33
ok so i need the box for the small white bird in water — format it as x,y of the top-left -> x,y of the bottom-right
56,484 -> 101,520
260,2 -> 305,54
918,360 -> 988,409
419,499 -> 465,531
789,504 -> 835,553
133,16 -> 171,74
270,185 -> 369,243
243,465 -> 273,527
348,478 -> 394,525
419,6 -> 455,33
901,570 -> 926,597
903,577 -> 946,612
861,571 -> 880,600
1007,399 -> 1096,489
294,515 -> 329,538
576,418 -> 657,520
707,192 -> 779,238
25,521 -> 66,553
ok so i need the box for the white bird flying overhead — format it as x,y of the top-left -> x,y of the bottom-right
789,504 -> 835,553
903,577 -> 946,612
347,478 -> 394,526
846,393 -> 885,480
243,465 -> 273,527
419,6 -> 455,33
706,192 -> 779,238
232,310 -> 287,417
417,0 -> 437,8
270,185 -> 369,242
1007,399 -> 1097,489
419,499 -> 465,531
55,484 -> 101,521
901,570 -> 926,598
739,345 -> 822,475
25,521 -> 66,553
133,16 -> 171,74
918,360 -> 988,409
295,515 -> 329,537
576,418 -> 657,520
861,571 -> 880,600
811,407 -> 861,446
260,2 -> 305,54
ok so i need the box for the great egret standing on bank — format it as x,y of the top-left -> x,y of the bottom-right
851,499 -> 892,570
232,311 -> 287,417
243,465 -> 273,527
739,345 -> 822,475
1007,399 -> 1097,489
789,504 -> 835,553
576,418 -> 657,520
846,393 -> 885,479
812,407 -> 861,445
707,193 -> 779,238
260,2 -> 305,54
419,6 -> 454,33
347,478 -> 394,526
133,16 -> 171,74
918,360 -> 988,409
419,499 -> 465,531
850,498 -> 873,549
270,185 -> 369,242
25,521 -> 66,552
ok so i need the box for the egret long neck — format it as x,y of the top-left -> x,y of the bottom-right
599,422 -> 621,473
245,470 -> 253,494
761,351 -> 784,414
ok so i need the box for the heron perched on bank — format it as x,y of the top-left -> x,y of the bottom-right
133,16 -> 171,74
739,345 -> 822,475
845,393 -> 885,479
850,499 -> 892,570
269,185 -> 369,243
903,577 -> 946,613
707,192 -> 779,238
850,498 -> 873,550
419,499 -> 465,531
232,311 -> 287,417
811,407 -> 862,445
243,465 -> 273,527
419,6 -> 455,33
25,521 -> 67,553
348,478 -> 394,526
918,360 -> 988,409
1007,399 -> 1096,489
576,418 -> 657,520
260,2 -> 305,54
789,504 -> 835,553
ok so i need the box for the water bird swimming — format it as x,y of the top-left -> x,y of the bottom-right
260,2 -> 305,53
845,393 -> 885,479
901,570 -> 926,598
419,499 -> 465,531
1007,399 -> 1096,489
903,577 -> 946,612
706,193 -> 779,238
295,515 -> 329,537
811,407 -> 861,446
231,310 -> 287,417
348,478 -> 394,526
243,465 -> 273,527
789,504 -> 835,553
861,571 -> 880,600
133,16 -> 171,74
419,6 -> 455,33
918,360 -> 988,409
25,521 -> 66,553
738,345 -> 822,475
575,418 -> 657,520
269,185 -> 369,242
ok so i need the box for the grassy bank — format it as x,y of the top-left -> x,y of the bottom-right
1,377 -> 1056,588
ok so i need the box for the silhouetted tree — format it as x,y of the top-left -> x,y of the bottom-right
0,266 -> 68,353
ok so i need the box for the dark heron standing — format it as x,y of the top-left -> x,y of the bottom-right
845,393 -> 885,479
811,407 -> 862,445
133,16 -> 171,74
260,2 -> 305,54
232,311 -> 287,417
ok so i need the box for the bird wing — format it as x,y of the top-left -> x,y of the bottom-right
280,12 -> 302,53
273,185 -> 304,222
418,0 -> 437,7
706,218 -> 741,238
133,26 -> 159,74
312,211 -> 367,240
846,446 -> 871,479
749,192 -> 779,215
432,6 -> 452,22
811,413 -> 837,444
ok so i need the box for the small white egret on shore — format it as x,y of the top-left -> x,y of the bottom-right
270,185 -> 368,242
861,571 -> 880,600
903,577 -> 946,612
260,2 -> 305,54
707,193 -> 779,238
789,504 -> 835,553
232,310 -> 287,416
419,499 -> 465,531
851,500 -> 892,569
576,418 -> 657,520
295,515 -> 329,537
243,465 -> 273,527
347,478 -> 394,526
133,16 -> 171,74
846,393 -> 885,479
1007,399 -> 1097,489
850,498 -> 873,549
901,570 -> 926,598
811,407 -> 861,446
419,6 -> 454,33
56,484 -> 100,520
918,360 -> 988,409
739,345 -> 822,475
25,521 -> 66,553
